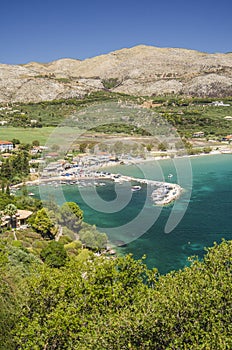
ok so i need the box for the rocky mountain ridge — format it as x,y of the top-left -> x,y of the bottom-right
0,45 -> 232,103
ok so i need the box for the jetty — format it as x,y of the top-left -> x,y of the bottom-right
108,174 -> 182,205
18,172 -> 182,206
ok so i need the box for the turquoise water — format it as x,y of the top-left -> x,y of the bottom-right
32,154 -> 232,274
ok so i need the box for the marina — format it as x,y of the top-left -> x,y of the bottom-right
19,170 -> 182,206
18,153 -> 183,205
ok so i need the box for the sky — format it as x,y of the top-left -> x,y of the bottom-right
0,0 -> 232,64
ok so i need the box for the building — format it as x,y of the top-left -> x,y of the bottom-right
0,140 -> 13,152
192,131 -> 205,138
0,121 -> 8,126
222,135 -> 232,141
211,101 -> 230,107
1,209 -> 33,229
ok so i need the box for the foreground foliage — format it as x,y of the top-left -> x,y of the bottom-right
0,239 -> 231,349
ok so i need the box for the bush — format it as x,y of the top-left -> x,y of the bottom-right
40,241 -> 68,268
32,240 -> 48,250
64,241 -> 82,256
101,78 -> 120,89
58,235 -> 73,245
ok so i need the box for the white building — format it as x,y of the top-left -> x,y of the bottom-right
212,101 -> 230,107
0,140 -> 13,152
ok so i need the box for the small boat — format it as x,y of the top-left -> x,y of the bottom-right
168,174 -> 173,178
131,185 -> 141,192
28,192 -> 35,196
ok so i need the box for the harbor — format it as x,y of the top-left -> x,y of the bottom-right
13,166 -> 183,206
10,151 -> 184,205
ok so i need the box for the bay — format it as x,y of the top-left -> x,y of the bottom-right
32,154 -> 232,274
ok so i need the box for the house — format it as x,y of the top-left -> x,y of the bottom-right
192,131 -> 205,138
1,209 -> 33,229
0,140 -> 13,152
142,101 -> 163,109
1,153 -> 12,159
0,120 -> 8,125
211,101 -> 230,107
222,135 -> 232,141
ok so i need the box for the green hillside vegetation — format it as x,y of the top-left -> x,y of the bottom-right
154,97 -> 232,139
1,93 -> 232,145
0,189 -> 108,254
0,238 -> 231,349
0,91 -> 137,128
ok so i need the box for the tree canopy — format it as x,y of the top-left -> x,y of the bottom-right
59,202 -> 83,232
8,239 -> 232,350
40,241 -> 68,268
32,208 -> 57,239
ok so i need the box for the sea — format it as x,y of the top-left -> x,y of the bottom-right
32,154 -> 232,274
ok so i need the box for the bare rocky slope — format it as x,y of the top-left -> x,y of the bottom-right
0,45 -> 232,103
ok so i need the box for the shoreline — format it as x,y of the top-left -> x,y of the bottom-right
11,151 -> 231,205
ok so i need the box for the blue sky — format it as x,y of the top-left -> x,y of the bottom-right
1,0 -> 232,64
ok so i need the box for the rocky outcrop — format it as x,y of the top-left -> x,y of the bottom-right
0,45 -> 232,103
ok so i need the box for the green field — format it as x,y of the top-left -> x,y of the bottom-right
1,94 -> 232,144
0,127 -> 55,145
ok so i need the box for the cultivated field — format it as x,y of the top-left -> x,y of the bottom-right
0,127 -> 55,145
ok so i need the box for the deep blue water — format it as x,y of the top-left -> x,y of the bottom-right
32,154 -> 232,274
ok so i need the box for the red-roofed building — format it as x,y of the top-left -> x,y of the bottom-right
0,140 -> 13,152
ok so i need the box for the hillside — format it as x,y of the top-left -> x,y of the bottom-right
1,45 -> 232,103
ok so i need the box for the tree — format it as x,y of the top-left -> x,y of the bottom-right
203,146 -> 212,154
40,241 -> 67,268
59,202 -> 83,232
0,194 -> 15,211
79,142 -> 88,153
1,180 -> 5,194
32,140 -> 40,147
0,242 -> 20,350
158,142 -> 168,151
18,143 -> 32,151
32,208 -> 56,239
79,224 -> 108,251
146,144 -> 153,152
0,211 -> 2,232
5,182 -> 10,196
0,240 -> 41,350
4,204 -> 17,228
13,240 -> 232,349
0,158 -> 12,180
102,77 -> 120,89
11,138 -> 20,148
13,254 -> 152,349
11,151 -> 30,177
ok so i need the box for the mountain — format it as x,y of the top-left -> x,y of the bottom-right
1,45 -> 232,103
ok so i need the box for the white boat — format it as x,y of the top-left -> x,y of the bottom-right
131,185 -> 141,192
168,174 -> 173,178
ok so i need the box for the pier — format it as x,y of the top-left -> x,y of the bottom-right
108,174 -> 183,205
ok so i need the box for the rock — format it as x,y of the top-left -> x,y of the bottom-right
0,45 -> 232,103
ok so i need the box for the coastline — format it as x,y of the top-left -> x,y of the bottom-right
12,150 -> 232,205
